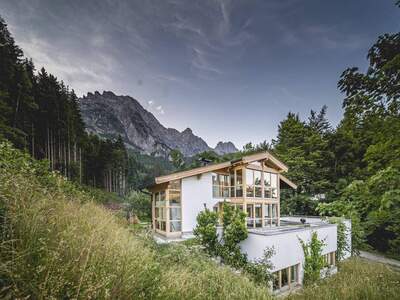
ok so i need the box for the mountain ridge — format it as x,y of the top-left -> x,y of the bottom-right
79,91 -> 238,157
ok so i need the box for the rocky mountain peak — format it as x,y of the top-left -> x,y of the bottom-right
182,127 -> 193,135
214,141 -> 238,155
79,91 -> 237,157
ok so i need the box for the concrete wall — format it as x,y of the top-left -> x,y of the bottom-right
240,224 -> 337,283
181,172 -> 218,233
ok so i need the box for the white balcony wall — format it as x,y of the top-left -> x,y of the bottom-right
240,224 -> 337,283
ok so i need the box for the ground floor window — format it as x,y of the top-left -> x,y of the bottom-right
272,263 -> 299,291
247,202 -> 279,228
323,252 -> 336,267
263,203 -> 278,227
153,186 -> 181,234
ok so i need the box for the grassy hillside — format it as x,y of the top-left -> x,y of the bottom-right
0,141 -> 271,299
1,141 -> 399,299
286,258 -> 400,300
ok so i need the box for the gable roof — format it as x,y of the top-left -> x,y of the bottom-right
155,151 -> 289,184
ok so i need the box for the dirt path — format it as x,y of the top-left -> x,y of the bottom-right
359,251 -> 400,269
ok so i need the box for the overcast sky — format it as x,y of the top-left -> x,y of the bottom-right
1,0 -> 399,149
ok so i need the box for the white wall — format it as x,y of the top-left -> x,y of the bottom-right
240,224 -> 337,283
181,172 -> 218,233
343,219 -> 352,259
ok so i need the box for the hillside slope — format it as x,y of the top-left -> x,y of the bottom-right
0,141 -> 269,299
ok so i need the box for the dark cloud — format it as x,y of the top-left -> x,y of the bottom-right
1,0 -> 399,148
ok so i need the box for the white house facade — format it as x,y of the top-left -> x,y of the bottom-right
149,151 -> 351,293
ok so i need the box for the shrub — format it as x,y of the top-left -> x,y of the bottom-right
220,203 -> 248,268
244,247 -> 275,287
193,208 -> 219,255
125,190 -> 152,221
328,217 -> 350,261
299,231 -> 326,285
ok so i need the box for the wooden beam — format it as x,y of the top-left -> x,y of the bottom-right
155,161 -> 231,184
279,174 -> 297,189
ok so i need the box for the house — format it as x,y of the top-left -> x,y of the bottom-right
149,151 -> 351,293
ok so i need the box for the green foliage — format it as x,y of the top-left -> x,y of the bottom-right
125,190 -> 152,221
299,231 -> 326,285
220,203 -> 248,268
285,257 -> 400,300
152,243 -> 272,299
273,108 -> 333,196
193,208 -> 219,255
317,200 -> 365,255
319,167 -> 400,256
127,149 -> 175,190
194,204 -> 274,287
244,247 -> 275,287
0,17 -> 131,195
170,149 -> 185,169
280,192 -> 318,216
328,217 -> 349,261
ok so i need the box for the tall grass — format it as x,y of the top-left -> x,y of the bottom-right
285,258 -> 400,300
0,142 -> 271,299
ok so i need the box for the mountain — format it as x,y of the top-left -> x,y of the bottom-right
214,141 -> 238,155
79,91 -> 237,157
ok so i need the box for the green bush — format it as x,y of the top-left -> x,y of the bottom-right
299,231 -> 326,285
220,203 -> 248,268
125,190 -> 152,221
193,208 -> 219,255
328,217 -> 350,261
244,247 -> 275,287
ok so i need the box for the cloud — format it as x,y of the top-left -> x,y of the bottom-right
147,100 -> 165,115
163,0 -> 254,79
156,105 -> 165,115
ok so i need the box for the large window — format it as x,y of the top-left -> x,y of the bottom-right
168,180 -> 181,232
154,180 -> 182,234
236,169 -> 243,197
264,172 -> 278,199
246,169 -> 262,198
155,191 -> 166,232
212,174 -> 230,198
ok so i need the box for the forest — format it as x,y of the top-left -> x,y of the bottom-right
0,17 -> 134,196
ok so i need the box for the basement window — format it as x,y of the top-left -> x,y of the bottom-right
272,263 -> 299,292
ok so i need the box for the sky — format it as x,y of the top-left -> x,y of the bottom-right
1,0 -> 399,149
